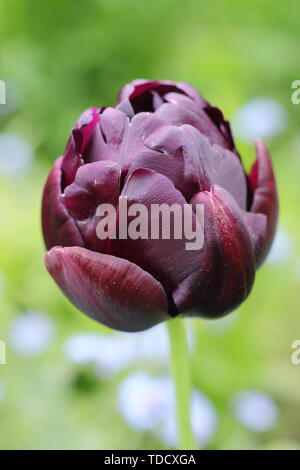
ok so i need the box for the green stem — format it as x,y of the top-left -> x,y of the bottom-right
167,317 -> 197,450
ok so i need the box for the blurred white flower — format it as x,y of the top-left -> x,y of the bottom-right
0,133 -> 33,176
132,322 -> 195,363
64,333 -> 107,364
266,227 -> 294,265
161,389 -> 218,448
117,373 -> 172,431
232,98 -> 287,142
231,390 -> 278,432
0,378 -> 4,405
132,324 -> 169,362
191,390 -> 218,446
117,372 -> 217,447
64,324 -> 194,378
9,311 -> 56,357
64,333 -> 136,377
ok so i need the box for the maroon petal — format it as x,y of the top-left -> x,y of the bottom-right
83,107 -> 167,171
117,79 -> 185,113
60,139 -> 84,189
78,107 -> 130,165
143,124 -> 247,208
73,107 -> 103,153
61,108 -> 102,187
117,79 -> 206,109
128,148 -> 195,201
170,83 -> 207,107
116,112 -> 167,170
248,139 -> 278,266
173,185 -> 256,318
114,168 -> 203,290
244,212 -> 268,263
42,157 -> 84,250
45,246 -> 169,332
118,79 -> 236,151
63,160 -> 121,253
155,102 -> 231,150
203,105 -> 236,152
100,107 -> 129,153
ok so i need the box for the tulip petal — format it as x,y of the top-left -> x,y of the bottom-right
248,139 -> 278,266
45,246 -> 169,332
117,79 -> 236,151
42,157 -> 84,250
155,102 -> 231,150
63,160 -> 121,253
244,212 -> 268,263
163,92 -> 235,151
81,107 -> 167,170
73,107 -> 103,153
117,79 -> 206,109
60,139 -> 84,189
100,107 -> 168,169
76,107 -> 130,165
203,105 -> 235,152
114,168 -> 203,290
117,79 -> 185,112
63,161 -> 121,219
142,124 -> 247,208
173,185 -> 256,318
128,148 -> 197,202
117,112 -> 167,169
61,108 -> 104,188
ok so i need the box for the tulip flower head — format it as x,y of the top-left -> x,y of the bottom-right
42,79 -> 278,332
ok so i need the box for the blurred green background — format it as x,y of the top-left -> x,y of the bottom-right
0,0 -> 300,450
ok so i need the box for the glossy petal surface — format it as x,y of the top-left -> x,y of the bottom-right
114,168 -> 203,290
173,186 -> 256,317
42,157 -> 84,250
248,139 -> 278,265
45,246 -> 169,332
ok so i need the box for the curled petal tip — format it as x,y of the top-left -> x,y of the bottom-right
249,140 -> 278,266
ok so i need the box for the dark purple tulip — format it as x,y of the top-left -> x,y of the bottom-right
42,79 -> 278,332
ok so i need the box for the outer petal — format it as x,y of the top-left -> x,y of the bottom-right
41,157 -> 84,250
45,246 -> 169,332
173,185 -> 256,318
114,168 -> 203,291
248,139 -> 278,266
